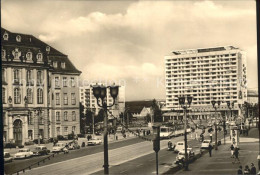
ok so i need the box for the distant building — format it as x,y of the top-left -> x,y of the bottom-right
164,46 -> 247,120
79,84 -> 125,119
247,89 -> 258,104
125,100 -> 154,121
2,28 -> 81,145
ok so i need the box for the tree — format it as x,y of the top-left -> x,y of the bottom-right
79,102 -> 85,134
145,114 -> 151,123
152,99 -> 162,122
95,108 -> 104,123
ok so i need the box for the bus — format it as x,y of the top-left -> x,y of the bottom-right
160,126 -> 174,139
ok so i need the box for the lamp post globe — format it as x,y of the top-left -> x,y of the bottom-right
187,96 -> 192,105
109,86 -> 119,99
100,86 -> 107,100
92,86 -> 101,99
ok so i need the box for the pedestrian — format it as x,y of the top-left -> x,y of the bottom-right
210,133 -> 213,142
208,143 -> 213,157
230,144 -> 235,158
250,163 -> 257,175
195,132 -> 198,140
87,135 -> 91,141
233,147 -> 240,164
237,165 -> 243,175
244,165 -> 250,175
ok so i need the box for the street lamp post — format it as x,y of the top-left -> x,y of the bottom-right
211,100 -> 221,150
92,85 -> 119,175
34,107 -> 42,146
226,101 -> 235,121
178,96 -> 192,171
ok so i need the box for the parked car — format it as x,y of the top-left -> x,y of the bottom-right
68,141 -> 80,150
87,138 -> 102,146
14,148 -> 33,159
201,140 -> 211,149
4,152 -> 13,163
32,146 -> 50,156
186,148 -> 195,157
175,150 -> 193,164
52,142 -> 69,153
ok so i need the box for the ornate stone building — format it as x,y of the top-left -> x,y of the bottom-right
2,28 -> 81,145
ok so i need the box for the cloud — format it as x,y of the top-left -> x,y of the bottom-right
1,0 -> 257,100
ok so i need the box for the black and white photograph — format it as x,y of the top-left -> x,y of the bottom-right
1,0 -> 259,174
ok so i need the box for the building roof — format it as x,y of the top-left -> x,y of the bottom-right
171,46 -> 238,55
125,100 -> 153,114
247,90 -> 258,97
1,28 -> 81,74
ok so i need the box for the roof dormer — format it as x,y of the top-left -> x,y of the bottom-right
37,52 -> 43,62
53,61 -> 58,68
3,31 -> 8,41
16,35 -> 21,42
61,62 -> 66,69
46,46 -> 50,52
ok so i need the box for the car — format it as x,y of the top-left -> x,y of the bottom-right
52,143 -> 69,153
87,138 -> 102,146
175,150 -> 193,164
201,140 -> 211,149
32,146 -> 50,156
4,152 -> 13,163
174,142 -> 190,153
68,141 -> 80,150
186,148 -> 195,157
14,148 -> 33,159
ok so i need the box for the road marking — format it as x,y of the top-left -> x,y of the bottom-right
120,170 -> 127,174
136,164 -> 143,167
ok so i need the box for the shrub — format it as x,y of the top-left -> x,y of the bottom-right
18,145 -> 24,148
33,139 -> 44,144
77,134 -> 85,138
68,133 -> 75,140
57,135 -> 65,140
4,143 -> 17,148
24,141 -> 34,146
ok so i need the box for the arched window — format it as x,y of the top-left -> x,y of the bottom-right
2,88 -> 6,104
37,88 -> 43,104
37,71 -> 43,84
26,52 -> 32,60
16,35 -> 21,42
64,111 -> 68,121
2,68 -> 6,82
37,53 -> 43,61
14,69 -> 20,83
27,88 -> 33,104
3,32 -> 8,41
26,70 -> 32,85
14,88 -> 21,104
2,49 -> 6,59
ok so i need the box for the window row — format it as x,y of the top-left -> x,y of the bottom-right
55,93 -> 76,105
2,49 -> 43,61
54,77 -> 76,88
2,87 -> 43,104
56,111 -> 76,121
56,126 -> 76,135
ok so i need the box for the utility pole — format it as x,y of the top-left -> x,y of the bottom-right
103,106 -> 109,174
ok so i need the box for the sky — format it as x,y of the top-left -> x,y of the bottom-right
2,0 -> 258,101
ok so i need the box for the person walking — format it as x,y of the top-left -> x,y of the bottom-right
230,144 -> 235,158
210,133 -> 213,142
244,165 -> 250,175
237,166 -> 243,175
250,163 -> 257,175
208,143 -> 213,157
233,147 -> 240,164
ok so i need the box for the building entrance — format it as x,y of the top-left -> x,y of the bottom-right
13,119 -> 23,146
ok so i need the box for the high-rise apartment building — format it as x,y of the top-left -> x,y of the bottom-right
79,84 -> 125,118
164,46 -> 247,120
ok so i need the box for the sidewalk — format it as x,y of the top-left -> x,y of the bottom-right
173,129 -> 259,175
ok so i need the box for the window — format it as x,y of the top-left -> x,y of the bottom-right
37,53 -> 43,61
2,88 -> 6,104
72,126 -> 76,132
26,70 -> 33,85
13,49 -> 19,59
71,93 -> 76,105
64,127 -> 68,133
2,49 -> 6,58
26,52 -> 32,60
64,93 -> 68,105
63,77 -> 67,87
2,69 -> 6,82
55,77 -> 60,87
72,111 -> 76,121
16,35 -> 21,42
3,32 -> 8,40
56,93 -> 60,105
13,69 -> 20,83
53,61 -> 58,68
61,62 -> 66,69
14,88 -> 21,104
27,88 -> 33,104
56,127 -> 60,135
46,46 -> 50,52
56,112 -> 60,121
71,77 -> 75,87
37,88 -> 43,104
37,71 -> 43,84
64,111 -> 68,121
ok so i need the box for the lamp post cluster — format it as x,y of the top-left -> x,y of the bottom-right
178,96 -> 192,171
211,100 -> 221,150
226,101 -> 235,121
92,85 -> 119,175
